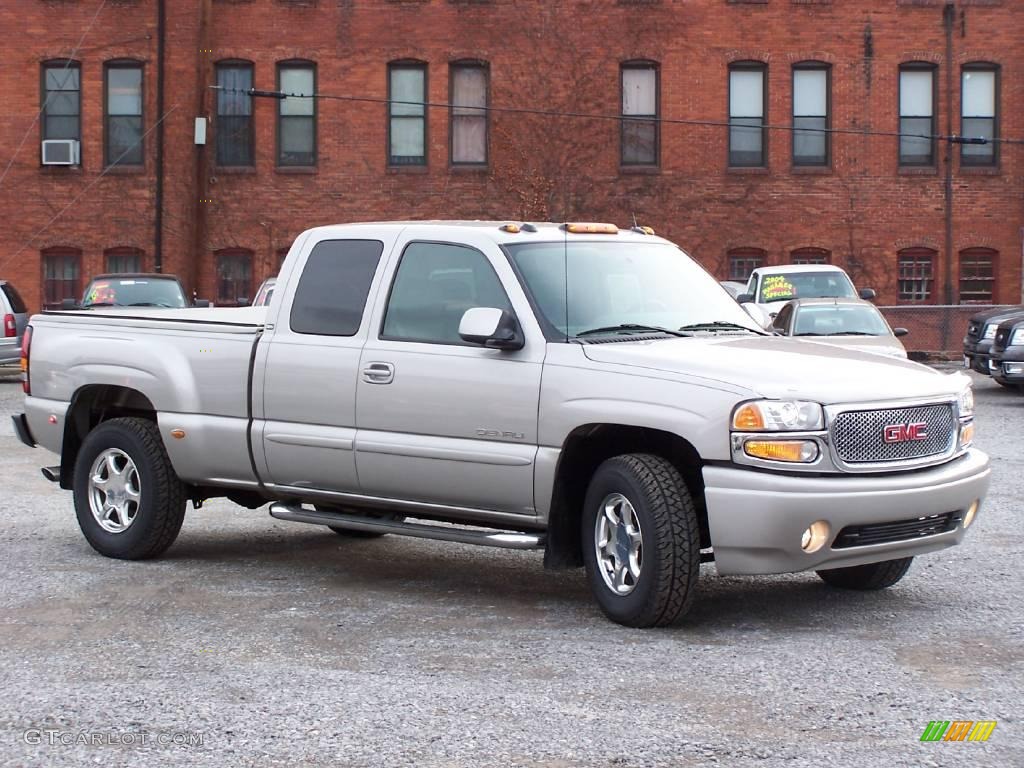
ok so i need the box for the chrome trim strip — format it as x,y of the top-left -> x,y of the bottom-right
356,439 -> 532,466
262,483 -> 538,525
265,433 -> 354,451
269,503 -> 545,550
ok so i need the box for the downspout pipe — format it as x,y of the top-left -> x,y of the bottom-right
154,0 -> 166,273
943,2 -> 955,306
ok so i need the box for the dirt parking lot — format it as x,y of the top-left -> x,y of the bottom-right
0,366 -> 1021,767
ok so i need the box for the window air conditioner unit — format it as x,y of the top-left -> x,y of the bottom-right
42,139 -> 80,166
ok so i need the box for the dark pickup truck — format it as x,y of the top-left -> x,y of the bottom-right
63,273 -> 208,310
990,317 -> 1024,391
963,305 -> 1024,376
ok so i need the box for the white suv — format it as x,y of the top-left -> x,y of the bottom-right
738,264 -> 876,321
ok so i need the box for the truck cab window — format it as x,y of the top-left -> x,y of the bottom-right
289,239 -> 384,336
382,241 -> 512,345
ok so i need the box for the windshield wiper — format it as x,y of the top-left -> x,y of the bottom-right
127,302 -> 173,307
677,321 -> 756,333
831,331 -> 875,336
84,302 -> 118,307
576,323 -> 689,338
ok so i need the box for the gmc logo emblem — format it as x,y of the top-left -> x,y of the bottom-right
883,422 -> 929,443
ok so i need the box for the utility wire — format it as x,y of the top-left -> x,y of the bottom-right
0,105 -> 180,275
0,0 -> 109,190
211,85 -> 1024,146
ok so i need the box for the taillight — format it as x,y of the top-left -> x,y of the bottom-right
3,314 -> 14,337
21,325 -> 32,395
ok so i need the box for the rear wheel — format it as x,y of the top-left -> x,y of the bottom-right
816,557 -> 913,590
73,417 -> 187,560
581,454 -> 700,628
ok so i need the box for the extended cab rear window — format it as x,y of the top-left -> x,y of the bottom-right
1,284 -> 27,314
290,239 -> 384,336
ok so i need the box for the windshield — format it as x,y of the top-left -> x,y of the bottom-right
505,241 -> 762,339
758,271 -> 857,303
81,278 -> 187,308
793,304 -> 890,336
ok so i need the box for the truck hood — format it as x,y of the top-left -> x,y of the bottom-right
581,334 -> 966,404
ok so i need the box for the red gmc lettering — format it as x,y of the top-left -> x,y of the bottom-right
883,422 -> 929,443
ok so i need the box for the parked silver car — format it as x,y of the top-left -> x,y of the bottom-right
772,297 -> 909,359
0,280 -> 28,365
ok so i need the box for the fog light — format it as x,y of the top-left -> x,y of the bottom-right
1005,363 -> 1023,375
801,521 -> 830,553
960,422 -> 974,448
744,439 -> 819,463
963,500 -> 980,529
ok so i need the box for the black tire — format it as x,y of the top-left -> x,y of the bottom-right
581,454 -> 700,628
816,557 -> 913,590
73,417 -> 187,560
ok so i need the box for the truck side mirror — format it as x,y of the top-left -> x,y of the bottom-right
459,307 -> 524,351
893,327 -> 909,338
193,299 -> 210,308
736,293 -> 753,304
61,298 -> 77,310
237,297 -> 250,307
859,288 -> 877,301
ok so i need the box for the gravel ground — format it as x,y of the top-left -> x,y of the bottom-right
0,364 -> 1020,767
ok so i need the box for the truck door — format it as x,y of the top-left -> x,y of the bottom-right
354,237 -> 544,516
257,237 -> 389,493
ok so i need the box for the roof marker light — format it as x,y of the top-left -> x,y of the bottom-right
564,223 -> 619,234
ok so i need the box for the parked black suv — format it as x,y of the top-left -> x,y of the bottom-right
963,305 -> 1024,375
990,317 -> 1024,392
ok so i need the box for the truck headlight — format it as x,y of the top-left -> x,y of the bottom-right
957,386 -> 974,418
732,400 -> 824,432
983,323 -> 997,340
1011,328 -> 1024,346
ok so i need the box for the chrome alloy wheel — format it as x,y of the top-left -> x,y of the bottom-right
88,448 -> 142,534
594,493 -> 643,595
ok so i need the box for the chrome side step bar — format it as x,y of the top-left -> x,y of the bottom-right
268,503 -> 546,550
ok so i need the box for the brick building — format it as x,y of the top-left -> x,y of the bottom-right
0,0 -> 1021,314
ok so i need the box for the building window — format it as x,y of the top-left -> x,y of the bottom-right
105,248 -> 143,273
897,248 -> 935,302
42,61 -> 81,142
217,249 -> 253,306
728,248 -> 765,281
216,62 -> 254,166
961,65 -> 997,166
388,62 -> 426,166
277,62 -> 315,166
104,62 -> 143,166
790,248 -> 830,265
42,248 -> 81,309
792,64 -> 828,166
959,248 -> 996,304
450,62 -> 488,165
899,64 -> 935,166
621,62 -> 658,166
729,63 -> 766,167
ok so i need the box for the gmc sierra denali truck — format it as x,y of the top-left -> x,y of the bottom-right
12,222 -> 990,627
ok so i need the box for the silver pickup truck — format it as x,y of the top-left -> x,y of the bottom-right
13,222 -> 990,627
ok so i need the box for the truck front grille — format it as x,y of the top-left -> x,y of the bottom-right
832,512 -> 960,549
830,404 -> 956,465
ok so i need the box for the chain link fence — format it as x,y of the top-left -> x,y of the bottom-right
878,304 -> 1014,360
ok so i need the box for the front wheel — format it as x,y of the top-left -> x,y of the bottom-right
73,417 -> 187,560
581,454 -> 701,628
816,557 -> 913,590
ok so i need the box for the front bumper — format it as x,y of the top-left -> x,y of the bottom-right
703,448 -> 990,575
990,347 -> 1024,384
962,338 -> 993,374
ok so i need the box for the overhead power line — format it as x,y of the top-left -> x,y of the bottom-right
210,85 -> 1024,146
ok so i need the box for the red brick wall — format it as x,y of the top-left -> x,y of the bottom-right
1,0 -> 1021,316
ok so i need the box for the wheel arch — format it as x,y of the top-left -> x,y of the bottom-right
543,423 -> 708,569
60,384 -> 158,489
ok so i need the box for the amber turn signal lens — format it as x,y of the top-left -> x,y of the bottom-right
744,440 -> 819,463
565,222 -> 619,234
960,422 -> 974,448
732,404 -> 765,430
499,223 -> 521,233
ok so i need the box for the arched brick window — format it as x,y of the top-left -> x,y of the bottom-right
104,247 -> 144,274
727,248 -> 765,281
897,247 -> 936,303
41,247 -> 81,309
959,248 -> 997,304
216,248 -> 253,305
790,247 -> 830,265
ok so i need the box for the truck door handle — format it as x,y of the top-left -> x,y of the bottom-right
362,362 -> 395,385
